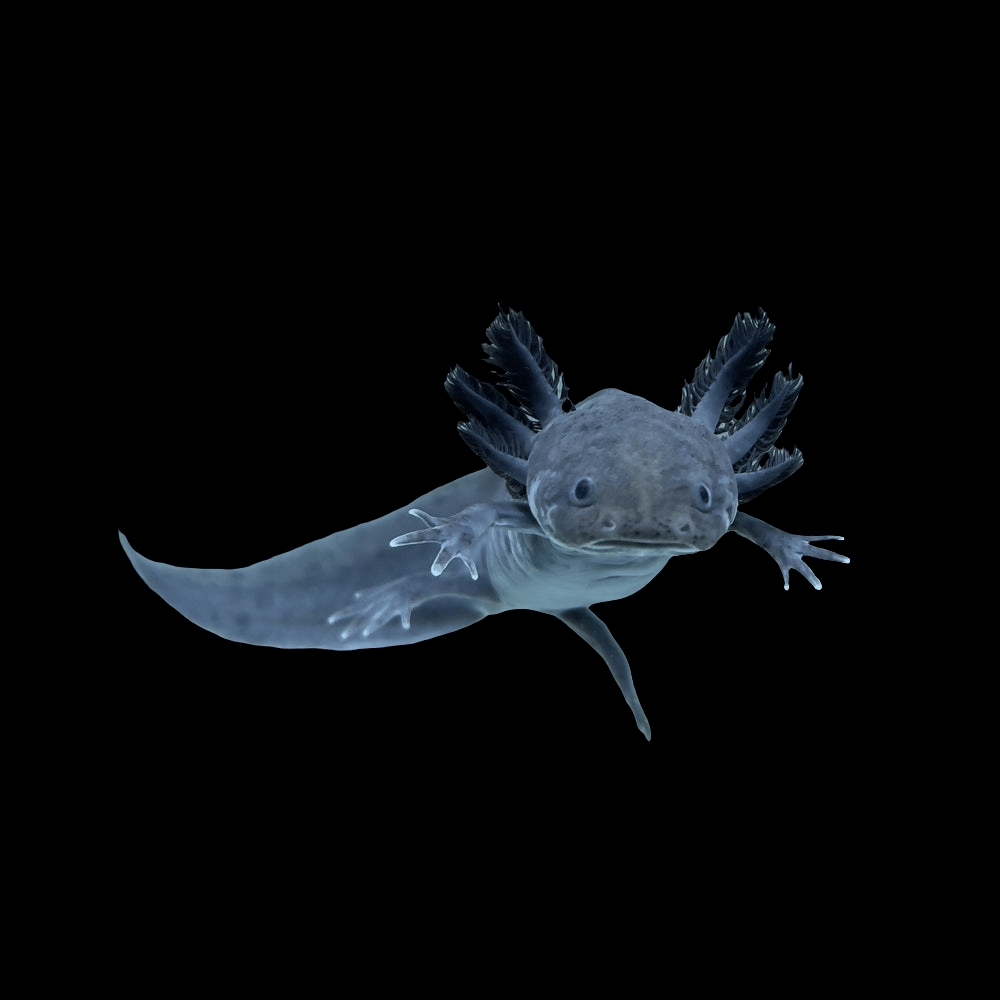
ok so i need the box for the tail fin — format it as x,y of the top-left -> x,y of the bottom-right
120,531 -> 296,647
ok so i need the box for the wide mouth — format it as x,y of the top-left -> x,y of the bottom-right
585,538 -> 690,551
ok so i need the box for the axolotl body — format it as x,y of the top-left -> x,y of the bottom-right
119,307 -> 848,740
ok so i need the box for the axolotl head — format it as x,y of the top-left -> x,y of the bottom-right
525,389 -> 738,556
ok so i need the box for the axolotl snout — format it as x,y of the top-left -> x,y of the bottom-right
120,306 -> 849,740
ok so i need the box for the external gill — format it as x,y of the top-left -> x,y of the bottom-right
445,306 -> 575,498
445,365 -> 532,496
681,308 -> 807,503
681,308 -> 776,436
726,366 -> 805,502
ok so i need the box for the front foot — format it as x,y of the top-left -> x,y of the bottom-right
761,529 -> 849,590
731,512 -> 849,590
389,504 -> 495,580
771,532 -> 848,590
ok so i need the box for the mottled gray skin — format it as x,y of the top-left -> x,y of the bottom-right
120,469 -> 509,652
526,391 -> 737,556
121,307 -> 849,741
120,391 -> 726,648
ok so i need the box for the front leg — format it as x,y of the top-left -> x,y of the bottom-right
730,511 -> 849,590
389,500 -> 541,580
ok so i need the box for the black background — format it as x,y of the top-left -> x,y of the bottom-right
113,123 -> 859,798
116,248 -> 854,773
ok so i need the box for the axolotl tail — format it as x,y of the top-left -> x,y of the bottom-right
120,530 -> 342,650
119,471 -> 508,652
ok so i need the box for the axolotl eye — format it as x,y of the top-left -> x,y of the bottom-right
692,482 -> 712,511
570,476 -> 596,506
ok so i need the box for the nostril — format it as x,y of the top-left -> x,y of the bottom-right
602,519 -> 616,532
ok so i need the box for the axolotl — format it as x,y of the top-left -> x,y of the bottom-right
119,306 -> 848,740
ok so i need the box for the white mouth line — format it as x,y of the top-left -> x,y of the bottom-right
587,539 -> 685,549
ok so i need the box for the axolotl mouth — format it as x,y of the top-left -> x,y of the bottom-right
584,538 -> 696,552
